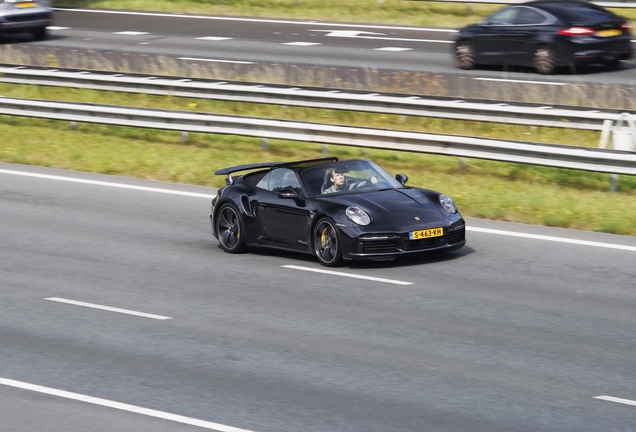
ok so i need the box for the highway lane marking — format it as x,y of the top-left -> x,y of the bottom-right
467,227 -> 636,252
0,377 -> 255,432
595,395 -> 636,407
55,8 -> 458,33
179,57 -> 256,64
283,42 -> 321,46
282,265 -> 414,285
114,31 -> 149,36
2,168 -> 635,253
0,168 -> 216,199
474,78 -> 567,86
312,29 -> 453,43
197,36 -> 233,41
374,47 -> 413,52
46,298 -> 173,320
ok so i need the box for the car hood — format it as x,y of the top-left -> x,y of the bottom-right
326,188 -> 445,228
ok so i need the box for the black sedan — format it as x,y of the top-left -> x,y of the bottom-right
210,157 -> 466,266
454,0 -> 633,74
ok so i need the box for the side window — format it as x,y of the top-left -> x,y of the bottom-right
256,171 -> 272,190
488,7 -> 519,25
515,8 -> 548,25
262,168 -> 302,195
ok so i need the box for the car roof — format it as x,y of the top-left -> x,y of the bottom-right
524,0 -> 622,24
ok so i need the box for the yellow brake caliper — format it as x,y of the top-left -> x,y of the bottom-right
321,226 -> 329,250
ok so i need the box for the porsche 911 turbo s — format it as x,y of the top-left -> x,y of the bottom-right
0,0 -> 53,40
210,157 -> 466,267
454,0 -> 633,74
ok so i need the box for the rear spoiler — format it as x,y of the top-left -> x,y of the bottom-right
215,157 -> 338,185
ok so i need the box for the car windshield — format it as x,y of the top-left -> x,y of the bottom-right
302,160 -> 404,197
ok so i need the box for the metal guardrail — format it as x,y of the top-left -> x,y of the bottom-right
1,97 -> 635,175
0,66 -> 625,132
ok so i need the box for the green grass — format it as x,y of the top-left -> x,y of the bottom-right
54,0 -> 636,28
1,84 -> 635,235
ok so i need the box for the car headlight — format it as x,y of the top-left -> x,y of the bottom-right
346,206 -> 371,226
439,194 -> 457,213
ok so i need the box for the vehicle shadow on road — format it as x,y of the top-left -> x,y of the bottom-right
226,244 -> 477,269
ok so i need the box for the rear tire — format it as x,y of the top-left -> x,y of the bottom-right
455,41 -> 476,70
313,218 -> 344,267
534,46 -> 556,74
605,58 -> 620,70
32,27 -> 47,41
216,203 -> 246,253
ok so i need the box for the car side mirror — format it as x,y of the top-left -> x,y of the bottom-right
277,188 -> 300,199
395,174 -> 408,186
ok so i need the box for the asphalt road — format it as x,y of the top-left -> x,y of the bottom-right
2,8 -> 636,94
2,161 -> 636,432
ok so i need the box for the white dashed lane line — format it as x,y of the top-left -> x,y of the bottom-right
0,377 -> 256,432
374,47 -> 413,51
45,298 -> 172,320
196,36 -> 233,41
282,265 -> 414,285
283,42 -> 321,46
113,31 -> 149,36
595,395 -> 636,408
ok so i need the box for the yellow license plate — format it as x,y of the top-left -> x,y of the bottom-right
409,227 -> 443,240
16,2 -> 37,8
596,29 -> 621,37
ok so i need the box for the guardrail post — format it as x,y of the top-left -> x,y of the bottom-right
608,113 -> 636,192
322,144 -> 329,156
467,3 -> 474,15
181,132 -> 189,143
262,138 -> 269,150
459,157 -> 466,173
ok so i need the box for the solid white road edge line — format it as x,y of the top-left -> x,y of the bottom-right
467,227 -> 636,252
2,168 -> 634,252
282,265 -> 414,285
594,395 -> 636,407
45,297 -> 172,320
0,169 -> 216,199
0,377 -> 255,432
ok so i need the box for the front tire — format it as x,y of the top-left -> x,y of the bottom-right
534,46 -> 556,74
455,41 -> 476,70
216,203 -> 246,253
313,218 -> 344,267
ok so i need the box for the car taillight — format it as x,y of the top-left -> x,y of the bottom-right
558,27 -> 595,36
620,22 -> 633,31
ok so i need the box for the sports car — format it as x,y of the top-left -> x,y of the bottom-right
210,158 -> 466,266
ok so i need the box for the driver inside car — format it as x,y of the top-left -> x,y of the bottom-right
323,168 -> 377,194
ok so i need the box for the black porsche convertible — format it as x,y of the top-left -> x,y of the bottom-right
210,157 -> 466,266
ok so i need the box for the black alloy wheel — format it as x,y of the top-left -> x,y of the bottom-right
313,219 -> 344,267
216,203 -> 246,253
455,41 -> 476,70
534,46 -> 556,74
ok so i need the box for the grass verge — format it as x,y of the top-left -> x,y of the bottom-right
1,90 -> 635,235
55,0 -> 636,28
